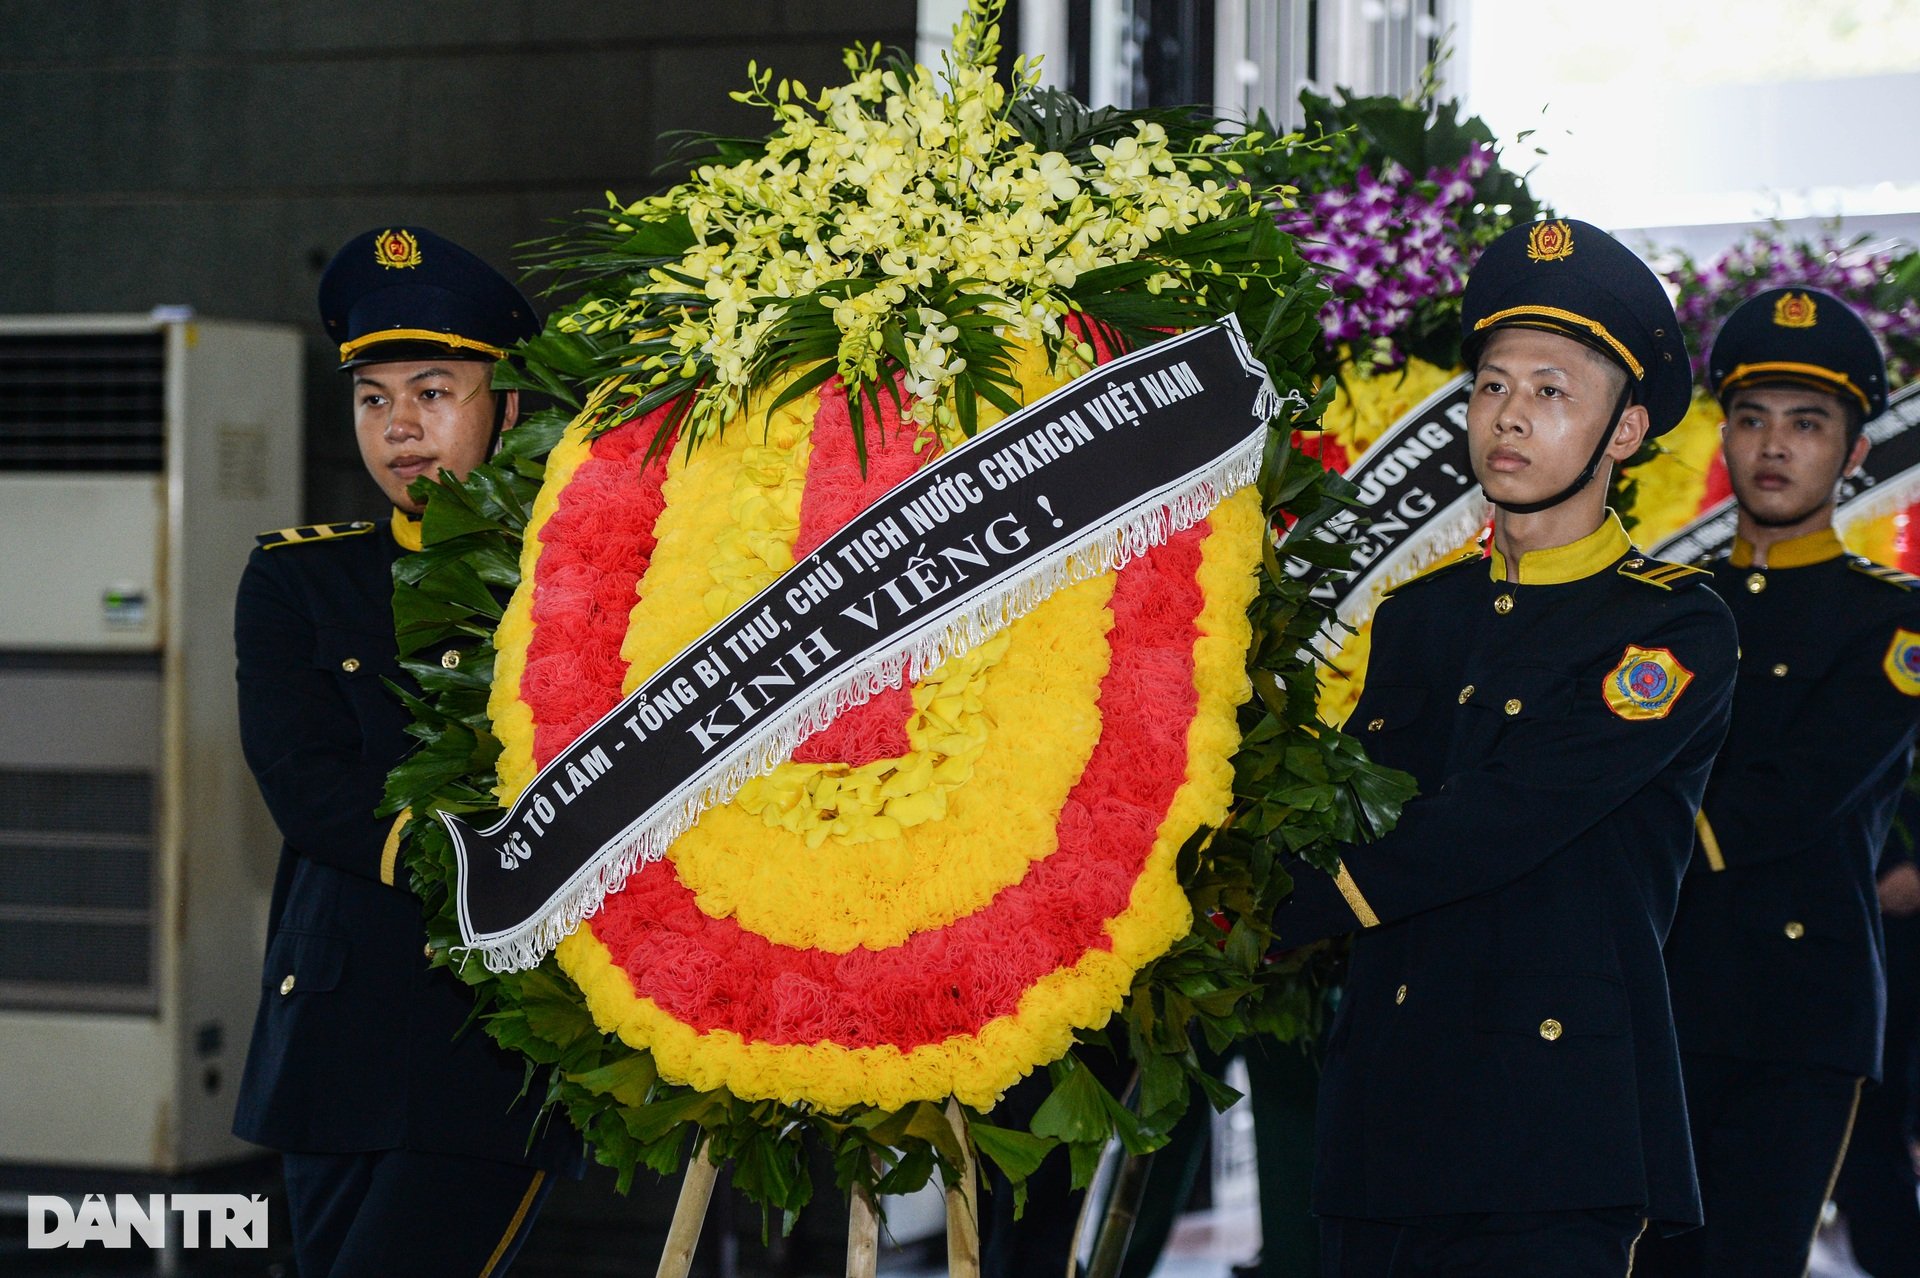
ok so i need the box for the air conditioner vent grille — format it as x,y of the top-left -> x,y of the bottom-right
0,332 -> 166,472
0,767 -> 156,1011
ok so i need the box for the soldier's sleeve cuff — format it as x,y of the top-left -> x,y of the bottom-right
1694,810 -> 1727,873
1274,855 -> 1381,945
379,809 -> 411,887
1333,864 -> 1381,927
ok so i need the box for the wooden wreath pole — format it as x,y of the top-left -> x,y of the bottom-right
1066,1175 -> 1096,1278
846,1176 -> 881,1278
943,1098 -> 982,1278
656,1134 -> 721,1278
1083,1150 -> 1154,1278
1067,1067 -> 1150,1278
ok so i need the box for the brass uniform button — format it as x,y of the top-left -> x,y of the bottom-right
1625,558 -> 1645,569
340,657 -> 361,673
440,649 -> 461,669
279,975 -> 296,996
1784,920 -> 1806,940
1367,718 -> 1385,732
1746,572 -> 1767,594
1494,594 -> 1514,615
1771,663 -> 1789,677
1538,1018 -> 1563,1042
1395,984 -> 1407,1005
1458,684 -> 1475,704
1504,699 -> 1523,716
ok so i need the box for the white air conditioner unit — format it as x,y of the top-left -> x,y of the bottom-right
0,313 -> 300,1173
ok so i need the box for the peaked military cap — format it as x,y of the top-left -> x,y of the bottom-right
1460,218 -> 1694,435
1708,286 -> 1888,424
317,226 -> 540,369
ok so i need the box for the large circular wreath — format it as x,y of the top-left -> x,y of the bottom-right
384,0 -> 1409,1215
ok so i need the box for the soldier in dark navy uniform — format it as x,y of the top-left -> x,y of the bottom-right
233,227 -> 580,1277
1636,288 -> 1920,1277
1834,802 -> 1920,1278
1271,219 -> 1739,1275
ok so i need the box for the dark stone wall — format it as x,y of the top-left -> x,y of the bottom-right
0,0 -> 918,519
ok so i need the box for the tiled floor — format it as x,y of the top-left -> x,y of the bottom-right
1,1202 -> 1896,1276
4,1126 -> 1904,1277
879,1206 -> 1882,1278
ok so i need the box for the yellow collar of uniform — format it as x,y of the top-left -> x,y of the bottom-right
390,509 -> 424,553
1729,526 -> 1844,570
1488,512 -> 1631,585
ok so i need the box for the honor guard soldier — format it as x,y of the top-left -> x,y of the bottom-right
1635,288 -> 1920,1277
233,227 -> 579,1277
1271,219 -> 1738,1275
1834,803 -> 1920,1278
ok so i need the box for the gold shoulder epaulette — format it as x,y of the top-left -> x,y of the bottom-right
1383,551 -> 1483,598
256,520 -> 377,550
1616,555 -> 1711,590
1848,556 -> 1920,591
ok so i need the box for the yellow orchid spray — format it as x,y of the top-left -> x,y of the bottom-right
518,0 -> 1309,458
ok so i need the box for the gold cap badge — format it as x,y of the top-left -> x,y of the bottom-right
1526,220 -> 1574,263
1772,291 -> 1818,329
374,229 -> 422,270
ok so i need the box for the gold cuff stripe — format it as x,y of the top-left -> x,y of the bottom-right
1472,305 -> 1646,379
339,328 -> 507,362
478,1170 -> 546,1278
378,810 -> 410,887
1695,811 -> 1726,873
1721,360 -> 1872,413
1332,865 -> 1381,928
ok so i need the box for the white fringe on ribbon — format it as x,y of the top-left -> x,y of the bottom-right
1331,492 -> 1492,632
1305,492 -> 1489,672
469,431 -> 1271,973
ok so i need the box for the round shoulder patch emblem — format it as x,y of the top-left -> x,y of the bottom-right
1602,644 -> 1694,721
1882,627 -> 1920,697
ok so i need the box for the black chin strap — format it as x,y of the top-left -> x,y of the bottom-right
1491,380 -> 1635,516
486,390 -> 510,456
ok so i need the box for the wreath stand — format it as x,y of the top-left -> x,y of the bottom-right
654,1099 -> 981,1278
